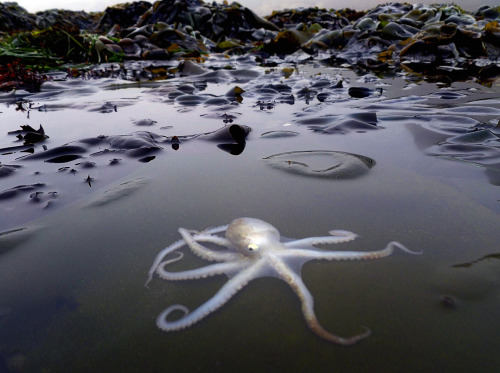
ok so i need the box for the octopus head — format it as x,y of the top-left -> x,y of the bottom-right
226,218 -> 280,255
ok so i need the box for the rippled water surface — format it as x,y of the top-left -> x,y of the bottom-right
0,60 -> 499,372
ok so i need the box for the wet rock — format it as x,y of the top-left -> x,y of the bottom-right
380,22 -> 417,40
0,183 -> 45,200
348,87 -> 382,98
104,43 -> 123,55
267,6 -> 350,30
445,129 -> 499,144
96,1 -> 152,33
118,38 -> 142,58
34,9 -> 99,30
204,97 -> 231,106
144,48 -> 170,60
45,154 -> 83,163
0,163 -> 21,177
178,60 -> 209,76
133,118 -> 157,126
303,29 -> 351,51
122,24 -> 155,39
3,1 -> 500,85
0,2 -> 35,31
201,124 -> 251,144
175,94 -> 208,106
109,133 -> 160,151
20,145 -> 86,162
477,5 -> 500,22
320,119 -> 379,134
76,161 -> 96,169
271,29 -> 315,55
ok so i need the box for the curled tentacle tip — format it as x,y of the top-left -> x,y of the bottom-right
360,326 -> 372,335
345,326 -> 371,345
157,304 -> 190,331
158,251 -> 184,267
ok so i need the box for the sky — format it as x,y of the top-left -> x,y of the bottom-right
9,0 -> 499,16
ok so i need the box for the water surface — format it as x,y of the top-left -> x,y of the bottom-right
0,61 -> 499,372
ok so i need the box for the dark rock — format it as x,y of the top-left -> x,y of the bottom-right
96,1 -> 152,33
34,9 -> 99,30
0,2 -> 35,31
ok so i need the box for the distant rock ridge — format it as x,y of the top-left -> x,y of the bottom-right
1,1 -> 499,80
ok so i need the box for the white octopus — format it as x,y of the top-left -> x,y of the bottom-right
146,217 -> 421,345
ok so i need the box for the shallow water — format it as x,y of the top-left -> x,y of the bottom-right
0,60 -> 499,372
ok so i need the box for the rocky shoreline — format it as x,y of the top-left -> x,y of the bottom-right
1,1 -> 500,84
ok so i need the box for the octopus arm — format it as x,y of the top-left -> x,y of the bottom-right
146,238 -> 186,287
284,230 -> 358,248
268,252 -> 371,345
157,260 -> 248,281
200,224 -> 229,234
146,230 -> 238,287
280,241 -> 421,261
179,228 -> 241,262
156,258 -> 267,331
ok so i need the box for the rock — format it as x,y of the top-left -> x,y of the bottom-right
96,1 -> 152,33
34,9 -> 99,30
144,48 -> 169,60
1,1 -> 500,82
0,2 -> 35,31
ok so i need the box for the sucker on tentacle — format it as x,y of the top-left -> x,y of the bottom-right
284,230 -> 358,248
148,217 -> 421,345
145,228 -> 237,287
178,228 -> 240,262
156,260 -> 266,331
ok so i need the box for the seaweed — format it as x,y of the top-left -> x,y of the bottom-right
0,27 -> 124,69
0,59 -> 47,92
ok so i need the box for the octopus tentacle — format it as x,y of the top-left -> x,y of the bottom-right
146,230 -> 239,287
157,260 -> 248,281
268,252 -> 370,345
280,241 -> 421,261
179,228 -> 242,262
284,230 -> 358,248
187,233 -> 233,251
156,259 -> 266,331
146,238 -> 187,287
200,224 -> 228,235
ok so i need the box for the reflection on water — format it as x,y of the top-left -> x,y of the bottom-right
0,60 -> 499,372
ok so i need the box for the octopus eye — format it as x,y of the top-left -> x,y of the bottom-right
247,243 -> 259,252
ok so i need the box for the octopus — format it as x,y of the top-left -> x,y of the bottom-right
146,217 -> 421,345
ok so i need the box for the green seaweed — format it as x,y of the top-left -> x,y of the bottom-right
0,27 -> 124,69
